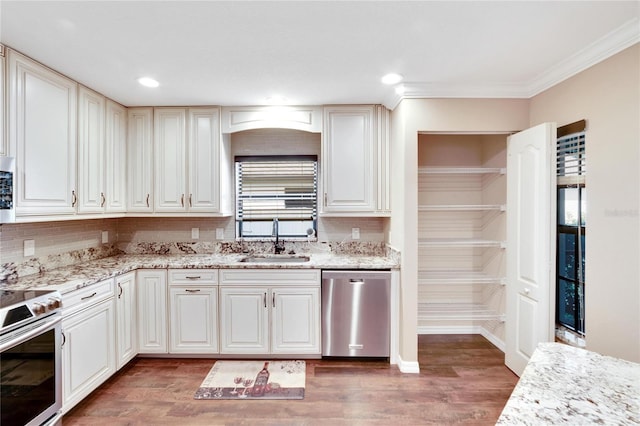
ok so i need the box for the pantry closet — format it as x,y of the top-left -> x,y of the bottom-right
417,133 -> 508,348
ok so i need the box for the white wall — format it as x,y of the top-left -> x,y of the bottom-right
530,44 -> 640,362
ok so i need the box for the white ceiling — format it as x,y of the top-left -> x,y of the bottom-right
1,1 -> 638,109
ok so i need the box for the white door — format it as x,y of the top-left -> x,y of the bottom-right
272,287 -> 321,354
322,106 -> 375,212
136,270 -> 168,354
61,298 -> 115,413
188,108 -> 220,212
169,286 -> 218,353
219,287 -> 269,354
115,272 -> 137,369
105,100 -> 127,213
77,86 -> 105,213
155,108 -> 186,212
127,108 -> 154,212
505,122 -> 556,376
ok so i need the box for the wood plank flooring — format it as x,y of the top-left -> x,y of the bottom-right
63,335 -> 518,425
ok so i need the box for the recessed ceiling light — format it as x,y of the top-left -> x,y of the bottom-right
381,73 -> 403,85
137,77 -> 159,88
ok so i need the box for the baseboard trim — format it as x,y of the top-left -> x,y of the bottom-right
397,355 -> 420,374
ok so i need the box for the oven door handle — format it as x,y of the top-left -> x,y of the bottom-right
0,314 -> 62,352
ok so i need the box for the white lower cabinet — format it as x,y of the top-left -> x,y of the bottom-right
219,269 -> 321,355
169,269 -> 219,353
115,271 -> 137,369
137,269 -> 168,354
61,279 -> 116,414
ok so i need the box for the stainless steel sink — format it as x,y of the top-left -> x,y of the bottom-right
239,254 -> 311,263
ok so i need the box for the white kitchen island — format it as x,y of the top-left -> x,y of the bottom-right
497,342 -> 640,425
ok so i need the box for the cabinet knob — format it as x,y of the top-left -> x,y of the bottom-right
524,288 -> 530,295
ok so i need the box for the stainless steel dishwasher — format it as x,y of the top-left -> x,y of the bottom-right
321,270 -> 390,357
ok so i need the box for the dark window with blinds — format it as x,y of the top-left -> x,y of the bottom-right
235,155 -> 317,239
556,129 -> 586,335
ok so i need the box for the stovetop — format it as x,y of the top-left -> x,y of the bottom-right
0,289 -> 58,310
0,288 -> 62,334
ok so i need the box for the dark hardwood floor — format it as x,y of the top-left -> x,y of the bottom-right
63,335 -> 518,425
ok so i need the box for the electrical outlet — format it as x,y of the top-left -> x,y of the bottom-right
24,240 -> 35,257
351,227 -> 360,240
192,228 -> 200,239
216,228 -> 224,240
102,231 -> 109,244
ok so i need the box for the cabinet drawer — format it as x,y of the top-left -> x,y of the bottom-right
220,269 -> 320,286
169,269 -> 218,285
62,279 -> 115,317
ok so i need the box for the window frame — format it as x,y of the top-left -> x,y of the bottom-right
235,155 -> 318,240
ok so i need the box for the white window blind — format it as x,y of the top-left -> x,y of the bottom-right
557,132 -> 586,178
235,156 -> 317,238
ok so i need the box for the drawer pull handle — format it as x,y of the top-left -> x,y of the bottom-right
186,276 -> 201,280
118,283 -> 123,298
264,292 -> 267,308
272,292 -> 276,308
186,289 -> 200,293
146,194 -> 150,208
81,292 -> 97,301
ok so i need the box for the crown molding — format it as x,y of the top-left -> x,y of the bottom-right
383,17 -> 640,111
525,17 -> 640,97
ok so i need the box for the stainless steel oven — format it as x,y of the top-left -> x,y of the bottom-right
1,289 -> 63,426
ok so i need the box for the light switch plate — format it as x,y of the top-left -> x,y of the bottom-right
102,231 -> 109,244
351,227 -> 360,240
192,228 -> 200,239
216,228 -> 224,240
24,239 -> 35,257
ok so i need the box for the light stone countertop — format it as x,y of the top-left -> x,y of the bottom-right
0,253 -> 398,294
497,342 -> 640,425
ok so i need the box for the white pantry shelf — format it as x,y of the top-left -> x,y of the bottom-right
419,271 -> 506,285
418,204 -> 506,212
418,303 -> 505,322
418,238 -> 506,248
418,167 -> 506,175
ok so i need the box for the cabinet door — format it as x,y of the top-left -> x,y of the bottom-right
188,108 -> 220,212
155,108 -> 186,212
8,49 -> 77,217
127,108 -> 153,212
137,270 -> 168,353
169,286 -> 218,353
322,106 -> 375,212
61,298 -> 116,414
272,287 -> 321,354
105,100 -> 127,213
219,286 -> 269,354
116,272 -> 137,369
77,85 -> 105,213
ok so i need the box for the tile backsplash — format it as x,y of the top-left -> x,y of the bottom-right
1,215 -> 388,279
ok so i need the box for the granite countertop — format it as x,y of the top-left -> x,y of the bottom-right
1,252 -> 398,294
497,342 -> 640,425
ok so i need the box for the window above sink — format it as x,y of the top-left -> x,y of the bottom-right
235,155 -> 318,240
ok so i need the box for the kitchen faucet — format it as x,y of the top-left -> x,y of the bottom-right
272,218 -> 285,254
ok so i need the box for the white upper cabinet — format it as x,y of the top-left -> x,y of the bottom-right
321,105 -> 390,216
127,107 -> 154,212
8,49 -> 78,218
77,86 -> 106,213
154,108 -> 186,212
77,87 -> 127,215
188,108 -> 221,212
105,100 -> 127,212
154,107 -> 223,214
